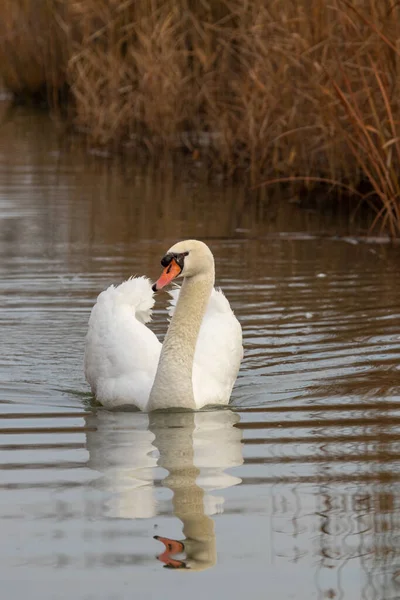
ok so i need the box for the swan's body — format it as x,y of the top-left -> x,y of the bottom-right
84,240 -> 243,410
85,409 -> 243,568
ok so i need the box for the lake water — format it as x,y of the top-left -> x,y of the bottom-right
1,105 -> 400,599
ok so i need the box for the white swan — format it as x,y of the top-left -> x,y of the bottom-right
84,239 -> 243,410
84,409 -> 243,570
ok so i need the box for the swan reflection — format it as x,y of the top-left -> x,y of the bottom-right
85,409 -> 243,570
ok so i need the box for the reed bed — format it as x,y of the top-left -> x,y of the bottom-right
2,0 -> 400,233
0,0 -> 68,105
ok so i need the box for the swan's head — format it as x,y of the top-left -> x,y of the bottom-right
152,240 -> 214,292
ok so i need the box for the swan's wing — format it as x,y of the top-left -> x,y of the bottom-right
85,277 -> 161,410
86,411 -> 157,518
168,287 -> 243,408
193,411 -> 243,514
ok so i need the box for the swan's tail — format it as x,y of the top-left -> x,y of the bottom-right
95,276 -> 155,324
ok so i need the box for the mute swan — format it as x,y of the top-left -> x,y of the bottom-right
84,239 -> 243,410
84,410 -> 243,569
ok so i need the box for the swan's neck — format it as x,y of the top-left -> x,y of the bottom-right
148,270 -> 214,410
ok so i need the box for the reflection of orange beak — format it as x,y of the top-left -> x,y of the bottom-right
152,259 -> 182,292
154,535 -> 184,554
154,536 -> 187,569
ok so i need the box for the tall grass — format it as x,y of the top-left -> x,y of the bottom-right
327,2 -> 400,236
2,0 -> 400,233
0,0 -> 68,106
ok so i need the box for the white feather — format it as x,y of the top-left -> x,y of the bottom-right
85,264 -> 243,410
84,277 -> 161,410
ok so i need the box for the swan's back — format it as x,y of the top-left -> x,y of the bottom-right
84,277 -> 161,410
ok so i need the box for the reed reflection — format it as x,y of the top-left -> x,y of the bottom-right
85,409 -> 243,571
250,409 -> 400,600
312,483 -> 400,600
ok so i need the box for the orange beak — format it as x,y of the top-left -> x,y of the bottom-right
154,536 -> 187,569
152,259 -> 182,292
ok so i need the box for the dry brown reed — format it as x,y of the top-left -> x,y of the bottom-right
327,2 -> 400,236
0,0 -> 69,105
2,0 -> 400,233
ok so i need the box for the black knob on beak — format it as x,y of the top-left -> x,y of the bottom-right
161,254 -> 173,268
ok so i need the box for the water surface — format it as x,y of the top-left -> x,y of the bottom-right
1,106 -> 400,599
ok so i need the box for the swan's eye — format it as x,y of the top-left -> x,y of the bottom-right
175,252 -> 189,270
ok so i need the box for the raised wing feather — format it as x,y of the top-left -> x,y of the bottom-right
84,277 -> 161,410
